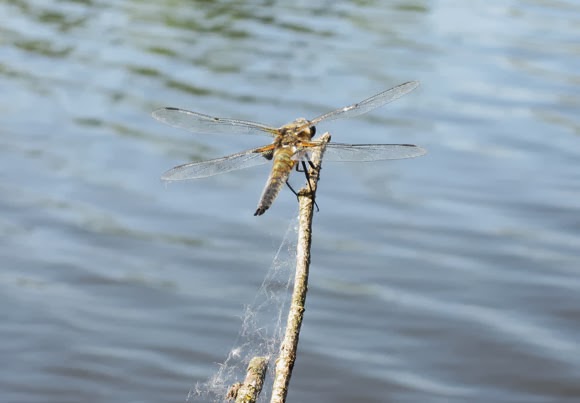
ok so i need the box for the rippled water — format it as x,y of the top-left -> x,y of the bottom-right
2,0 -> 580,402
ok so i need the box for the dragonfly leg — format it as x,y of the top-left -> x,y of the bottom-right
296,160 -> 317,172
297,161 -> 320,213
285,181 -> 299,199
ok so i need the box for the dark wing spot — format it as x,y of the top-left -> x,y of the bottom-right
255,148 -> 274,160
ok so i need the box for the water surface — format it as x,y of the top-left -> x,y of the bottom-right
2,0 -> 580,402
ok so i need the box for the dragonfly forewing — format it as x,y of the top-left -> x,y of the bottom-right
306,81 -> 420,128
152,107 -> 279,136
161,146 -> 273,181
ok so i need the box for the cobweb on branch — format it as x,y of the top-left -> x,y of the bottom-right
187,215 -> 299,402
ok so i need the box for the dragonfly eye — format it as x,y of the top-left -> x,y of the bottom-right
310,126 -> 316,136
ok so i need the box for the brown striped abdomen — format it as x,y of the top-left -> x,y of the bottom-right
254,147 -> 297,216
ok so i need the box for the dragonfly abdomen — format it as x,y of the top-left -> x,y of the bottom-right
254,148 -> 297,216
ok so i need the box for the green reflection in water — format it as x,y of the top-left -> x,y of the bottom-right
165,79 -> 212,96
147,46 -> 179,58
14,39 -> 73,58
126,65 -> 162,78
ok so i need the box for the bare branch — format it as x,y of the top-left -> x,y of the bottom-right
270,133 -> 331,403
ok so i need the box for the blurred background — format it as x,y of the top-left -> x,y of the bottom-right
2,0 -> 580,402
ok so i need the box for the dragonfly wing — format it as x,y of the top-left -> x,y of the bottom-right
152,107 -> 278,136
309,81 -> 420,126
162,146 -> 273,181
320,143 -> 427,161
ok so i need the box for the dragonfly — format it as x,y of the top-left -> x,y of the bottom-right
153,81 -> 426,216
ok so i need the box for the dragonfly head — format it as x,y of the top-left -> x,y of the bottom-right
280,118 -> 316,141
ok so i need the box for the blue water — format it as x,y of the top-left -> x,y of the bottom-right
2,0 -> 580,402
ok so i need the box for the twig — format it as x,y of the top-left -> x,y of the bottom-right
227,356 -> 269,403
270,132 -> 331,403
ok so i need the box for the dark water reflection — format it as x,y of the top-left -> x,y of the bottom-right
2,0 -> 580,402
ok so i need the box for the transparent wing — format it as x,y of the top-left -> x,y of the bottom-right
162,147 -> 272,181
308,81 -> 420,127
152,107 -> 278,136
320,143 -> 427,161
